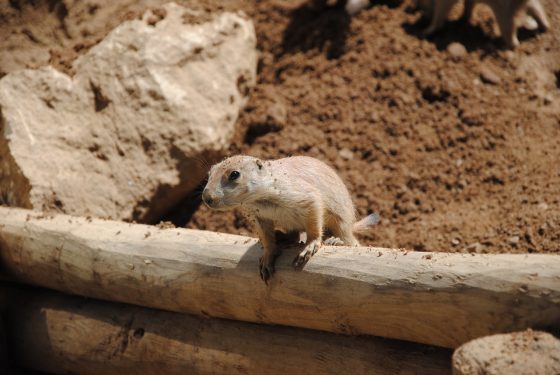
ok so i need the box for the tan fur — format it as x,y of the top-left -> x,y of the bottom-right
202,155 -> 377,282
417,0 -> 549,48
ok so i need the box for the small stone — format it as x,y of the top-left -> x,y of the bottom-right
345,0 -> 369,15
399,93 -> 414,105
480,66 -> 501,85
503,50 -> 515,61
464,242 -> 483,253
447,42 -> 467,60
339,148 -> 354,160
451,238 -> 460,246
508,235 -> 520,246
522,15 -> 539,31
442,79 -> 459,93
144,259 -> 153,265
266,101 -> 287,128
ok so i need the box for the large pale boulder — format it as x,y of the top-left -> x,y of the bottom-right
0,3 -> 256,222
453,330 -> 560,375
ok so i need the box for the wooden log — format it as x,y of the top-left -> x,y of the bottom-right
3,286 -> 452,375
0,312 -> 9,375
0,207 -> 559,349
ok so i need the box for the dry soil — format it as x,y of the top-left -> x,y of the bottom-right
1,0 -> 559,254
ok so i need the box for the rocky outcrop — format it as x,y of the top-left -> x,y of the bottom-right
453,330 -> 560,375
0,3 -> 257,222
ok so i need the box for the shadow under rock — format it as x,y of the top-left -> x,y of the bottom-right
281,0 -> 352,59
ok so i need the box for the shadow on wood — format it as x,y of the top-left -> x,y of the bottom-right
3,286 -> 452,375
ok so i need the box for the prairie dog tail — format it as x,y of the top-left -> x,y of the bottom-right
353,213 -> 380,233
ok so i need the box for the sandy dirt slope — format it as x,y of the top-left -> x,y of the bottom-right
1,0 -> 559,254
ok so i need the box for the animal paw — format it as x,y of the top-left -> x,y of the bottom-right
324,236 -> 345,246
259,255 -> 275,284
294,239 -> 321,267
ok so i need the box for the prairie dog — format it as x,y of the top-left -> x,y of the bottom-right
311,0 -> 370,15
417,0 -> 550,48
202,155 -> 379,282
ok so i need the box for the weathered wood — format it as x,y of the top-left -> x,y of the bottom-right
0,207 -> 559,349
3,287 -> 452,375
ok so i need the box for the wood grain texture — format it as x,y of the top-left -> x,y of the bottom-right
3,287 -> 451,375
0,207 -> 559,348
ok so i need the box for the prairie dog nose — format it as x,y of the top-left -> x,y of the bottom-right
202,189 -> 214,206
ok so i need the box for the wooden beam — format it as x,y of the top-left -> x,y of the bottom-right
0,311 -> 9,375
3,286 -> 452,375
0,207 -> 559,348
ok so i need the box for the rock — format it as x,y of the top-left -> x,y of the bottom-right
338,148 -> 354,160
0,3 -> 257,222
267,101 -> 287,128
463,242 -> 483,253
398,93 -> 414,105
345,0 -> 370,15
480,66 -> 501,85
453,330 -> 560,375
538,202 -> 549,211
503,50 -> 515,61
447,42 -> 467,60
522,15 -> 539,31
451,238 -> 460,246
507,235 -> 520,246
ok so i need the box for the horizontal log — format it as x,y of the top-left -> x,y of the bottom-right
0,311 -> 8,375
0,207 -> 559,348
3,286 -> 452,375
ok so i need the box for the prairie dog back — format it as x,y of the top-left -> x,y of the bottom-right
265,156 -> 356,224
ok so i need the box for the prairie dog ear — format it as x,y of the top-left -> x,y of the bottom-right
255,159 -> 263,170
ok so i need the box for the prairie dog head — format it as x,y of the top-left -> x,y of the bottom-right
202,155 -> 265,210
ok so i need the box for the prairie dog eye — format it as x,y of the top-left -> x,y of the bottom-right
228,170 -> 240,181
